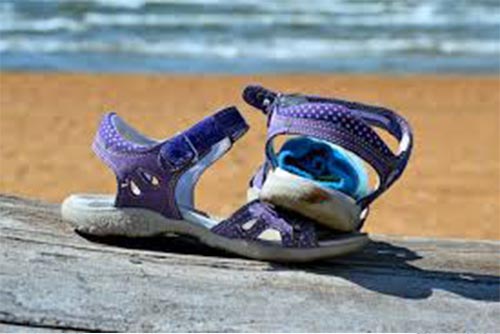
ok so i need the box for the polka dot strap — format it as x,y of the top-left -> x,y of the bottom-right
279,94 -> 414,207
266,101 -> 412,208
266,104 -> 396,179
303,95 -> 412,151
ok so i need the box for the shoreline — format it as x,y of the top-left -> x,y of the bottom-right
1,72 -> 498,240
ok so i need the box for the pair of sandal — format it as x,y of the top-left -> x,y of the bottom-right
62,85 -> 413,262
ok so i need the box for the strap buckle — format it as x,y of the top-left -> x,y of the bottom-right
159,134 -> 199,172
182,134 -> 199,163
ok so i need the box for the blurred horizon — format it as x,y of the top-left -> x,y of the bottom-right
0,0 -> 499,74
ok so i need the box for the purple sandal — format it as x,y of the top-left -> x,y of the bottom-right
243,85 -> 413,232
62,107 -> 368,262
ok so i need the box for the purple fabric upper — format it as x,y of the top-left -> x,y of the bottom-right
92,107 -> 319,248
211,200 -> 318,248
93,107 -> 248,219
243,85 -> 413,210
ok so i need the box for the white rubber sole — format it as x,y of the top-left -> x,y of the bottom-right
62,194 -> 369,262
249,168 -> 362,232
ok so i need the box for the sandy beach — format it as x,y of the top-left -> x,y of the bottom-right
0,72 -> 498,240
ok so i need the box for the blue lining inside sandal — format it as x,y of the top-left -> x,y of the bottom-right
277,136 -> 370,200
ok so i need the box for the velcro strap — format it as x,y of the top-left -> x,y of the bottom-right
303,95 -> 412,154
243,85 -> 412,161
266,104 -> 397,182
160,107 -> 248,171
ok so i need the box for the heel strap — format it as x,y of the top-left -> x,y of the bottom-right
243,85 -> 413,209
93,107 -> 248,219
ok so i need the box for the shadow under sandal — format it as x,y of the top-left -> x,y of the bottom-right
244,85 -> 413,232
61,107 -> 368,262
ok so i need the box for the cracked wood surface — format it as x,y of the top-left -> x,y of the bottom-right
0,194 -> 499,332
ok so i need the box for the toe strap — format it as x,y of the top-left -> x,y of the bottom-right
211,201 -> 318,248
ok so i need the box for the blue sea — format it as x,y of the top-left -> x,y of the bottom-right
0,0 -> 499,74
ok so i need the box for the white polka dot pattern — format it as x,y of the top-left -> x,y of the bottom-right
98,114 -> 149,153
277,103 -> 394,159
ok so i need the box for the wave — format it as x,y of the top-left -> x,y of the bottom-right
19,0 -> 388,13
1,37 -> 498,58
35,0 -> 500,19
1,12 -> 499,34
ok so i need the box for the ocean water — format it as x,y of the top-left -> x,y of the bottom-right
0,0 -> 499,74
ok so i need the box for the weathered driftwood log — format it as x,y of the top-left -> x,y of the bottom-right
0,194 -> 498,332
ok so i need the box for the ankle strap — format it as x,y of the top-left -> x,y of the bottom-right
160,107 -> 248,171
243,85 -> 413,209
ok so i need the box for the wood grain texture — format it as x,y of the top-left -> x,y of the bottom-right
0,195 -> 499,332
